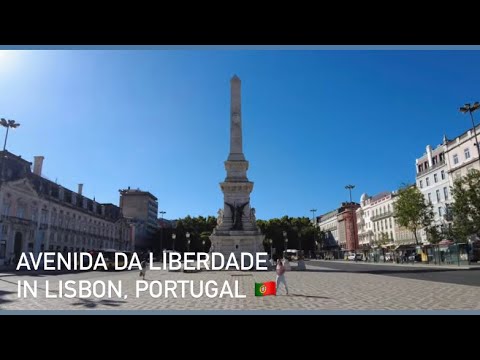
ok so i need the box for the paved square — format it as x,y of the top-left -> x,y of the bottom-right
1,264 -> 480,311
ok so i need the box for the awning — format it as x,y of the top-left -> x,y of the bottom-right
394,245 -> 416,251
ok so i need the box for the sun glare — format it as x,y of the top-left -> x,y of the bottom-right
0,50 -> 18,73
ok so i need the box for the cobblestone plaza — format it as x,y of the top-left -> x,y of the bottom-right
1,263 -> 479,311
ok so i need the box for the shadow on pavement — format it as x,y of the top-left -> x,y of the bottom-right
70,298 -> 128,308
289,293 -> 330,299
0,289 -> 15,305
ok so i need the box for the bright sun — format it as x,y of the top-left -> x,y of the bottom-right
0,50 -> 18,73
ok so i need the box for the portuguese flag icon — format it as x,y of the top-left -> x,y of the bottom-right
255,281 -> 276,296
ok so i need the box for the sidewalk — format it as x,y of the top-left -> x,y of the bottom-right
310,259 -> 480,270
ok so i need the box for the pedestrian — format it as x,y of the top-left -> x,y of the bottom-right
275,258 -> 289,295
139,258 -> 147,280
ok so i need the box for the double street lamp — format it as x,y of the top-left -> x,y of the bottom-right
159,210 -> 166,251
459,102 -> 480,167
310,209 -> 317,256
186,232 -> 190,252
345,184 -> 355,203
267,238 -> 273,257
283,230 -> 288,253
1,118 -> 20,152
1,118 -> 20,181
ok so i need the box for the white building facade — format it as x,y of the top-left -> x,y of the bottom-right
445,125 -> 480,184
415,143 -> 451,242
317,209 -> 340,248
357,191 -> 397,246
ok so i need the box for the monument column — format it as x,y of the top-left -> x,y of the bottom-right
229,75 -> 245,162
210,75 -> 264,261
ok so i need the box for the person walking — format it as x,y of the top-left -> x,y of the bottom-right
276,258 -> 289,295
139,258 -> 148,280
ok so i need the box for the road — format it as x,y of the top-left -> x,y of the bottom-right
306,260 -> 480,287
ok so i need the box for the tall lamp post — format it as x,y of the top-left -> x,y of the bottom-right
345,184 -> 355,203
186,232 -> 190,252
159,210 -> 166,252
283,230 -> 288,257
459,102 -> 480,167
1,118 -> 20,152
202,240 -> 206,252
310,209 -> 317,257
268,238 -> 273,258
0,118 -> 20,181
171,233 -> 176,251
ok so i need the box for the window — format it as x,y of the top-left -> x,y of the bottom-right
438,207 -> 443,217
0,240 -> 5,259
419,180 -> 423,188
3,203 -> 10,217
418,164 -> 423,173
426,177 -> 430,186
453,154 -> 459,165
444,187 -> 448,200
428,193 -> 432,203
432,156 -> 437,165
439,153 -> 444,162
465,148 -> 470,159
441,170 -> 445,180
436,189 -> 440,202
434,173 -> 438,183
17,206 -> 25,219
41,209 -> 47,224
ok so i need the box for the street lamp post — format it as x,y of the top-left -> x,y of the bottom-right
345,184 -> 355,203
1,118 -> 20,152
159,210 -> 166,252
186,232 -> 190,252
0,118 -> 20,181
459,102 -> 480,167
202,240 -> 206,252
310,209 -> 317,258
268,238 -> 273,258
283,230 -> 288,257
171,233 -> 176,251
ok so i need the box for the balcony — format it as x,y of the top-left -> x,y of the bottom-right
371,211 -> 393,221
417,160 -> 445,176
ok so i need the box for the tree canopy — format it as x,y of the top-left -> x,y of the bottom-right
394,184 -> 434,245
450,169 -> 480,242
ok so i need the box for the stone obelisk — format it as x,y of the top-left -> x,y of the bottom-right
210,75 -> 264,261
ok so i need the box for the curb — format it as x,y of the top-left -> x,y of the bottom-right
309,259 -> 479,270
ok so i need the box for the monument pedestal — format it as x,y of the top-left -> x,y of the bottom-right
210,231 -> 266,269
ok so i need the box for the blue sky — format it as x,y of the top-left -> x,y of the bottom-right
0,49 -> 479,220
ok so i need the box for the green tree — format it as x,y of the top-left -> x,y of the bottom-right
394,184 -> 434,245
450,169 -> 480,242
426,226 -> 443,244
